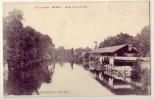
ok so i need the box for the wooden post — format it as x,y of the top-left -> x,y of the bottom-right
99,72 -> 103,80
94,71 -> 97,78
109,77 -> 113,87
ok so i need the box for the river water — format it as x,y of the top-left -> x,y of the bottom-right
38,63 -> 114,96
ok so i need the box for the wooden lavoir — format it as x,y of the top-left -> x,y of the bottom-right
84,44 -> 140,89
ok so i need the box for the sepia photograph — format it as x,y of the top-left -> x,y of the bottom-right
3,1 -> 150,96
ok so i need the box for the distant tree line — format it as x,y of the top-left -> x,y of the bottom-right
73,47 -> 91,63
55,47 -> 91,64
99,26 -> 150,57
3,9 -> 54,95
55,46 -> 72,63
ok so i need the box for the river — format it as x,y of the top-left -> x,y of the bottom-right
38,63 -> 114,96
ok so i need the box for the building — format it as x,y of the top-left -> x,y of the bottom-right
89,44 -> 140,66
87,44 -> 140,89
89,44 -> 139,57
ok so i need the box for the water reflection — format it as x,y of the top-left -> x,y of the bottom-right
57,61 -> 64,67
70,62 -> 74,70
39,62 -> 114,96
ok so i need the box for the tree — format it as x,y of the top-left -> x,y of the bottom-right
98,26 -> 150,57
4,9 -> 54,95
133,25 -> 150,56
99,32 -> 134,48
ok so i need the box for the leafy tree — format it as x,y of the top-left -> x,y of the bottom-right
4,9 -> 54,95
133,25 -> 150,56
55,46 -> 66,62
98,26 -> 150,57
55,47 -> 91,64
99,32 -> 133,48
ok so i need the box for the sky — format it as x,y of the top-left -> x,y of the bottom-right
3,2 -> 149,49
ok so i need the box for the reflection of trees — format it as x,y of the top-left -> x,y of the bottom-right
3,9 -> 55,95
58,61 -> 64,67
131,59 -> 142,82
141,68 -> 151,95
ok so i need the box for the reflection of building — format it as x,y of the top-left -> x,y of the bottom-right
88,44 -> 140,89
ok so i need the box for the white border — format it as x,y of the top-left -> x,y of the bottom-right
150,0 -> 154,99
0,0 -> 153,100
0,0 -> 3,97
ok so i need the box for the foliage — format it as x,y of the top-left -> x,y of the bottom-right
99,32 -> 134,48
73,47 -> 91,63
4,9 -> 54,95
55,46 -> 71,63
55,46 -> 91,64
141,68 -> 151,94
133,26 -> 150,56
131,59 -> 142,82
99,26 -> 150,57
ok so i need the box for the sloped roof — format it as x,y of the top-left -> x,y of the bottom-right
90,44 -> 127,54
